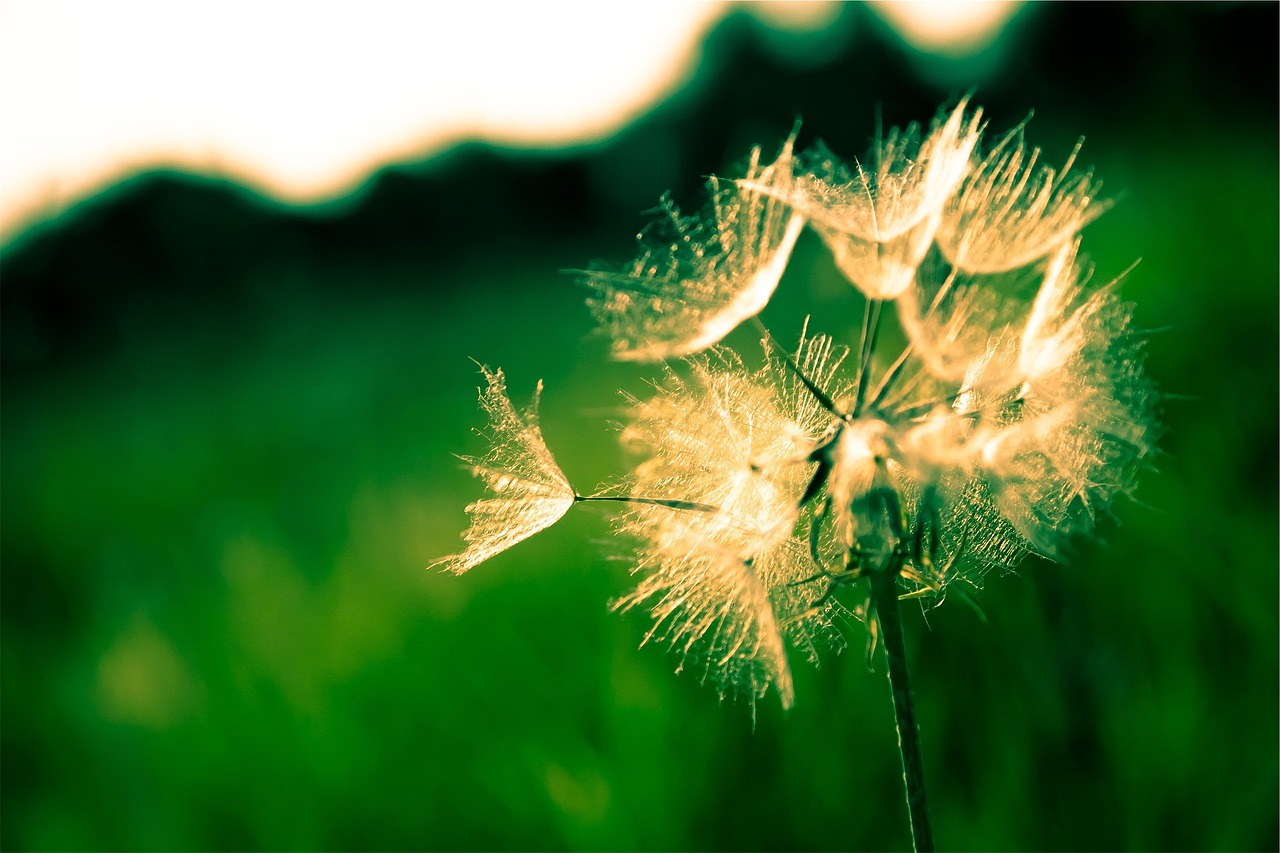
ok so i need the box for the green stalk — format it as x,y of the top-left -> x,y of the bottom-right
872,570 -> 935,852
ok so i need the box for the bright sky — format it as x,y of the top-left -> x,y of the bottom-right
0,1 -> 1019,243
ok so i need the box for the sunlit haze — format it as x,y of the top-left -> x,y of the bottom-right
0,0 -> 1013,242
868,0 -> 1021,56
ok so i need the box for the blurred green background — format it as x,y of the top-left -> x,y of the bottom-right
3,3 -> 1277,850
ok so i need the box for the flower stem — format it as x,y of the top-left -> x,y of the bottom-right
574,494 -> 717,513
872,570 -> 934,853
852,298 -> 884,417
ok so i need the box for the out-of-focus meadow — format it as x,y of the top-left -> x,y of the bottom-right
2,4 -> 1277,850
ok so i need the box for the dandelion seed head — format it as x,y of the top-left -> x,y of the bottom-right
597,104 -> 1154,700
444,101 -> 1159,711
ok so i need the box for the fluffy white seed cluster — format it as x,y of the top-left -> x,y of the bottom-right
437,101 -> 1157,710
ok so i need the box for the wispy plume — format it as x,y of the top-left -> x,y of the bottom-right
585,134 -> 805,360
433,366 -> 575,575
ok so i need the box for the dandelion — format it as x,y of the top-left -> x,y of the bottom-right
437,101 -> 1158,852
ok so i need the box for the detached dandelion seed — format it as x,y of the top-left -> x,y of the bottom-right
432,366 -> 576,574
435,100 -> 1159,852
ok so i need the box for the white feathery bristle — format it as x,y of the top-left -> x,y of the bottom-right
585,134 -> 804,361
432,367 -> 576,574
938,126 -> 1109,274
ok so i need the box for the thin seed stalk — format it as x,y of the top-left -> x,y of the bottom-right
872,568 -> 934,852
